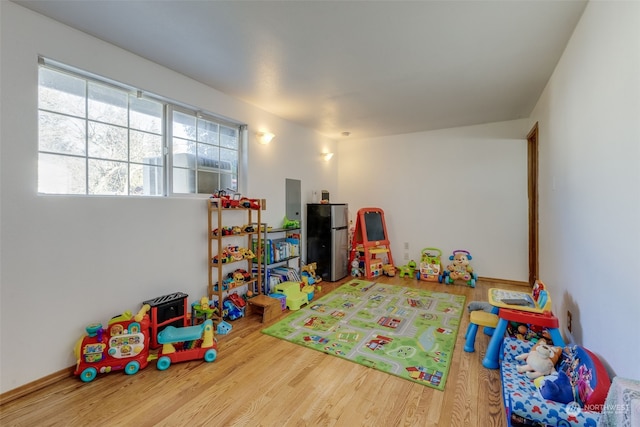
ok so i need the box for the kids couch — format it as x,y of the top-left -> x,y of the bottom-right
500,337 -> 610,427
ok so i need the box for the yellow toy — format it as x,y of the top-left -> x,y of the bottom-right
301,262 -> 322,284
382,264 -> 396,277
191,297 -> 218,325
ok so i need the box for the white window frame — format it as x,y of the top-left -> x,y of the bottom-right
37,57 -> 245,197
168,105 -> 243,196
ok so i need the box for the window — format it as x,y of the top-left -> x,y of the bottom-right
170,108 -> 239,194
37,59 -> 243,196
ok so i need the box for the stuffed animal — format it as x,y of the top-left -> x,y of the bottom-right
516,339 -> 563,379
447,251 -> 474,281
351,259 -> 361,277
538,371 -> 574,404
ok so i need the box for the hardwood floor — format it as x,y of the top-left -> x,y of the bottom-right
0,276 -> 528,426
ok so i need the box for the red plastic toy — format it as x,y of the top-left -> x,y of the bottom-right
73,304 -> 151,382
156,319 -> 218,370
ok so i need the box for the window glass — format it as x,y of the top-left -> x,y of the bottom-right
38,68 -> 85,116
38,153 -> 86,194
88,122 -> 128,161
88,159 -> 128,195
130,130 -> 163,164
88,82 -> 128,126
39,111 -> 86,156
130,97 -> 162,133
171,108 -> 240,194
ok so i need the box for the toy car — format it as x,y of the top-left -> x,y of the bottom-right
223,299 -> 245,320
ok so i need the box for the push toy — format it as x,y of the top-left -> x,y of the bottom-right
156,319 -> 218,370
443,249 -> 478,287
73,304 -> 151,382
419,247 -> 443,282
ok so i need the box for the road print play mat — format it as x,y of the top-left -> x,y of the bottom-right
262,279 -> 466,390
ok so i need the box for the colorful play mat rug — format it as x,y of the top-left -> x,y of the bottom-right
262,279 -> 466,391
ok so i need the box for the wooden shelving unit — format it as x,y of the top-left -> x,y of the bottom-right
207,198 -> 263,320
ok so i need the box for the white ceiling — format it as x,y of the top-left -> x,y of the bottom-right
14,0 -> 587,139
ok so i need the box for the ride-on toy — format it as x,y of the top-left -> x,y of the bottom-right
73,304 -> 151,382
444,249 -> 478,287
156,319 -> 218,370
418,247 -> 443,282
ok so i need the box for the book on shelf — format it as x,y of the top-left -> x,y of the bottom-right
254,237 -> 300,265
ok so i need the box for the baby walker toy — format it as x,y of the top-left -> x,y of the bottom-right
443,249 -> 478,287
418,247 -> 443,282
73,304 -> 151,382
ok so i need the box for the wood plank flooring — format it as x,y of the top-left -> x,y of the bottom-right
0,276 -> 528,426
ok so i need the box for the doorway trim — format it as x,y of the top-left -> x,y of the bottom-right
527,122 -> 539,286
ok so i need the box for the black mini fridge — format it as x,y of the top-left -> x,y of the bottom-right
306,203 -> 349,281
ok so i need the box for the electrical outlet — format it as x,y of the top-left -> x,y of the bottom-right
404,242 -> 409,250
404,253 -> 409,260
567,310 -> 573,333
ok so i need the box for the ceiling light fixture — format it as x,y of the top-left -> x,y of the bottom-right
257,132 -> 275,144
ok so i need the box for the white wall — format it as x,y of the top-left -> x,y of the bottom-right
530,0 -> 640,379
0,2 -> 338,393
3,0 -> 639,394
337,119 -> 531,282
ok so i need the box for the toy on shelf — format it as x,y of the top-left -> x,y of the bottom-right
213,245 -> 255,264
282,216 -> 300,229
73,305 -> 151,383
156,319 -> 218,370
229,268 -> 252,285
443,249 -> 478,287
398,260 -> 417,279
210,190 -> 261,210
212,224 -> 255,237
239,197 -> 261,210
418,247 -> 443,282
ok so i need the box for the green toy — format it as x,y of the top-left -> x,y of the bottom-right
398,260 -> 417,279
282,216 -> 300,229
